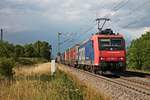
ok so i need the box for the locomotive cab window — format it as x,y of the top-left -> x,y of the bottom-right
99,38 -> 124,50
100,39 -> 110,46
111,39 -> 122,46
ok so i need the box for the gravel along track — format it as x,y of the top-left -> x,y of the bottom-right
58,64 -> 150,100
119,77 -> 150,89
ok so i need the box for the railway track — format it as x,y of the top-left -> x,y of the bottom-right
119,77 -> 150,88
66,65 -> 150,96
124,71 -> 150,78
114,77 -> 150,95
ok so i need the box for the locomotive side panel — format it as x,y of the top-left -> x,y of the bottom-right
78,40 -> 94,65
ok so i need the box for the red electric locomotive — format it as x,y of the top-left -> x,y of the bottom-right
59,29 -> 126,73
95,29 -> 126,72
77,29 -> 126,74
58,18 -> 126,74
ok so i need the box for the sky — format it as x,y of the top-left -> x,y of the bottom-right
0,0 -> 150,56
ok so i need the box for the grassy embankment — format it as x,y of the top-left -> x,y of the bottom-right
0,63 -> 108,100
58,64 -> 110,100
127,68 -> 150,74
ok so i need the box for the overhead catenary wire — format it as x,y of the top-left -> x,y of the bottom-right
126,0 -> 150,15
59,0 -> 108,49
111,0 -> 129,12
60,23 -> 97,52
111,0 -> 150,19
95,0 -> 130,31
106,0 -> 150,31
60,0 -> 150,53
102,0 -> 130,18
123,3 -> 150,28
60,0 -> 128,49
123,15 -> 150,29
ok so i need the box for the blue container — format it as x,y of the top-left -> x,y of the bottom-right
78,40 -> 94,65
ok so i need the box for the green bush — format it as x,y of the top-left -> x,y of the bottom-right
16,58 -> 34,66
31,58 -> 48,63
0,58 -> 15,79
15,58 -> 48,67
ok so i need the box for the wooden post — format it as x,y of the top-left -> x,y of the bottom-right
51,60 -> 56,76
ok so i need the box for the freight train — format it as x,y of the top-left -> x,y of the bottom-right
58,29 -> 126,74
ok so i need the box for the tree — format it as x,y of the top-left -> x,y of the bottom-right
0,40 -> 52,61
127,31 -> 150,71
33,41 -> 42,57
14,45 -> 25,57
40,41 -> 51,60
34,41 -> 51,60
24,44 -> 37,57
0,41 -> 15,58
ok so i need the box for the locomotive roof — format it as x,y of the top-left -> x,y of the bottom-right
93,34 -> 124,38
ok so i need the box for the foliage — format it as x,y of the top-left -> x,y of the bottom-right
0,41 -> 15,57
33,41 -> 52,60
16,58 -> 48,66
24,44 -> 37,57
14,45 -> 25,57
0,40 -> 52,60
0,41 -> 51,79
0,58 -> 15,79
127,31 -> 150,71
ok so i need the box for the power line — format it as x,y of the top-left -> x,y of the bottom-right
123,15 -> 150,28
61,23 -> 97,50
106,0 -> 129,20
115,0 -> 150,28
107,0 -> 150,31
112,0 -> 129,12
112,0 -> 150,18
124,0 -> 150,16
59,0 -> 130,51
59,0 -> 108,49
81,23 -> 97,34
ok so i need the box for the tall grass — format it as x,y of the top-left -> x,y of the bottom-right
0,63 -> 109,100
0,72 -> 83,100
0,63 -> 83,100
59,64 -> 111,100
68,72 -> 110,100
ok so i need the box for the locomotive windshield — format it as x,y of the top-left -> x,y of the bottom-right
99,38 -> 124,50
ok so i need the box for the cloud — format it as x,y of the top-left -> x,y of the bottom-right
144,27 -> 150,32
0,0 -> 150,55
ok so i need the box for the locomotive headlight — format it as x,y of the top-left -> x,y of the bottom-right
119,57 -> 124,60
100,57 -> 105,61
